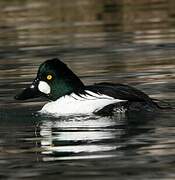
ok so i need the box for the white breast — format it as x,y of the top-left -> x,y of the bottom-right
39,91 -> 126,116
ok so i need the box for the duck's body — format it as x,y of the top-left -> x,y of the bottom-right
40,90 -> 126,115
15,58 -> 158,116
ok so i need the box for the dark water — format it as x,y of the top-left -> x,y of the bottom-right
0,0 -> 175,179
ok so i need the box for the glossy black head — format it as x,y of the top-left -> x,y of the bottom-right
15,58 -> 85,101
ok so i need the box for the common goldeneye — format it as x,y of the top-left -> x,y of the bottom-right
15,58 -> 160,115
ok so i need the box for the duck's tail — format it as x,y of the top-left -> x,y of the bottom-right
152,98 -> 175,110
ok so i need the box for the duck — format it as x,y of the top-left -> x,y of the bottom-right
15,58 -> 160,116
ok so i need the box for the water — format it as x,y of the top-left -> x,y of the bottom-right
0,0 -> 175,179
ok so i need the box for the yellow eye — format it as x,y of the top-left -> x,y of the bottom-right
47,74 -> 52,80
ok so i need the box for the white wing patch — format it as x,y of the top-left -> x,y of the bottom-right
40,91 -> 126,116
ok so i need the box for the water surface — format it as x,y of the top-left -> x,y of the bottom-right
0,0 -> 175,179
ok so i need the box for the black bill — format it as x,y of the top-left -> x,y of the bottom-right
15,78 -> 43,100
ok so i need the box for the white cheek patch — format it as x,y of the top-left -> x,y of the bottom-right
38,81 -> 51,94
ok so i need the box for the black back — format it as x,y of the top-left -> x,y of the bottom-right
86,82 -> 156,107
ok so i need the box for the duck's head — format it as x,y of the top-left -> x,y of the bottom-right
15,58 -> 85,101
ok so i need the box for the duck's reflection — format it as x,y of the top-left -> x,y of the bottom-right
38,115 -> 127,160
36,112 -> 157,161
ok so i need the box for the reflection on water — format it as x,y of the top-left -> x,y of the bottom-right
0,0 -> 175,179
39,115 -> 124,161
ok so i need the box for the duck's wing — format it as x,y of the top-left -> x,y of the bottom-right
85,82 -> 155,106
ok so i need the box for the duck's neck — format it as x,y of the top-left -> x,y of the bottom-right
49,78 -> 85,101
